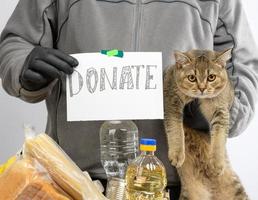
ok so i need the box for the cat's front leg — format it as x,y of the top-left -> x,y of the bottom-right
165,95 -> 187,168
208,108 -> 230,177
167,119 -> 185,168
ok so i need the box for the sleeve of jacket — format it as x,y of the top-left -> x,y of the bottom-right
0,0 -> 58,103
214,0 -> 258,137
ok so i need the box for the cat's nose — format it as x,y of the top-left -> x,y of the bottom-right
199,88 -> 205,93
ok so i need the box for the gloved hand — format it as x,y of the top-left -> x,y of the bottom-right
20,46 -> 79,91
183,99 -> 210,133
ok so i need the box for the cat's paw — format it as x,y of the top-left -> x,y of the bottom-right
208,157 -> 225,177
168,147 -> 185,168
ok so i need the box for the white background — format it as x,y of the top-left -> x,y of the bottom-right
0,0 -> 257,199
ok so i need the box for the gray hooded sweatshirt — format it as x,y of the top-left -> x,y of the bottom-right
0,0 -> 258,185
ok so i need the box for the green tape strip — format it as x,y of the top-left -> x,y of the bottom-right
107,49 -> 118,56
100,49 -> 124,58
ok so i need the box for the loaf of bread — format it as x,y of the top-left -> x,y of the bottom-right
16,180 -> 71,200
24,133 -> 108,200
0,158 -> 71,200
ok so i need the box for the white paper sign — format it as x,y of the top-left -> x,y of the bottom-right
66,52 -> 164,121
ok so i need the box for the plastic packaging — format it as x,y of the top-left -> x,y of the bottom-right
100,120 -> 139,178
0,157 -> 71,200
23,125 -> 108,200
100,120 -> 139,200
0,155 -> 17,175
125,138 -> 167,200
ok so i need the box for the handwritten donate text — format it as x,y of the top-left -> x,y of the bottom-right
68,65 -> 157,97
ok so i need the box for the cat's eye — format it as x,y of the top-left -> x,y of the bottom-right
188,75 -> 196,82
207,74 -> 216,82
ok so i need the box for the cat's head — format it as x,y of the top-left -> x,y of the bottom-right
173,49 -> 232,98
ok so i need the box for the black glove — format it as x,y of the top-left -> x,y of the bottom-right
183,99 -> 210,133
20,46 -> 79,91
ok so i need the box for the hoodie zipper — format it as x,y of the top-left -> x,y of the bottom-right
134,0 -> 142,51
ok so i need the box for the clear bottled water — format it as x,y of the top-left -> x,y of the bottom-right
100,120 -> 139,179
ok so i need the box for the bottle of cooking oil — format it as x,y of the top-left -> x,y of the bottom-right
125,138 -> 167,200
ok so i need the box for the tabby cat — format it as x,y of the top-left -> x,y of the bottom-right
164,49 -> 249,200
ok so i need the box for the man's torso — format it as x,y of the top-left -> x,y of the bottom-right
45,0 -> 220,185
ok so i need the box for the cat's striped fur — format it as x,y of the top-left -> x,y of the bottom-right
164,49 -> 249,200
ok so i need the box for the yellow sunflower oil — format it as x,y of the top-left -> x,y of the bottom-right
125,138 -> 167,200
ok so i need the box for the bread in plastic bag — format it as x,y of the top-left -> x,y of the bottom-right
0,157 -> 71,200
23,126 -> 108,200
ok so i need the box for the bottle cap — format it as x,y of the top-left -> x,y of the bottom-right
140,138 -> 157,152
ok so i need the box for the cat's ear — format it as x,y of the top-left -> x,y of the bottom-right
215,48 -> 232,67
174,51 -> 191,68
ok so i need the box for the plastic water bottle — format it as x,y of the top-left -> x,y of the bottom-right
125,138 -> 167,200
100,120 -> 139,199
